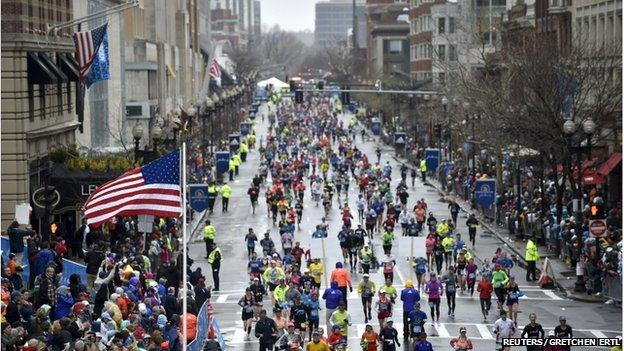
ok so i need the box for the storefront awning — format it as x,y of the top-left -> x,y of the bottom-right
598,152 -> 622,176
59,53 -> 79,82
27,51 -> 57,85
39,52 -> 68,83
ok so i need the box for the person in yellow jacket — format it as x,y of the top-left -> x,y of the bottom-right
437,221 -> 450,238
207,243 -> 222,291
273,279 -> 290,313
220,182 -> 232,212
240,141 -> 249,162
203,220 -> 216,257
442,236 -> 455,270
207,182 -> 218,214
419,158 -> 427,182
233,153 -> 242,176
228,158 -> 236,181
247,133 -> 256,149
525,236 -> 538,281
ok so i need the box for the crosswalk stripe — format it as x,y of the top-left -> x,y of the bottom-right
216,294 -> 229,303
542,290 -> 563,300
356,324 -> 366,337
435,323 -> 451,338
590,330 -> 608,338
476,323 -> 494,339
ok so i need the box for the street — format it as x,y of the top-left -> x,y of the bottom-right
188,103 -> 622,350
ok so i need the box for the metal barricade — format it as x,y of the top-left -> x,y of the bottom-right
604,275 -> 622,303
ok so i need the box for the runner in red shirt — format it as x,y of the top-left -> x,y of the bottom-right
476,275 -> 493,322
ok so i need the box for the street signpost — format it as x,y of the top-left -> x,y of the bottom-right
589,219 -> 607,237
475,179 -> 497,209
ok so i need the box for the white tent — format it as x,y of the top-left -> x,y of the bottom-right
257,77 -> 289,89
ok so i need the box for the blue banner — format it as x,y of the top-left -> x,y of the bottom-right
1,236 -> 9,262
215,151 -> 230,176
425,148 -> 439,173
189,184 -> 209,212
22,246 -> 29,288
61,259 -> 87,286
371,118 -> 381,136
240,122 -> 251,136
475,179 -> 496,209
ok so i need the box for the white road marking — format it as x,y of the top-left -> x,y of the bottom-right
590,330 -> 608,338
542,290 -> 563,300
216,294 -> 230,303
356,324 -> 366,337
434,323 -> 451,338
476,323 -> 494,339
394,265 -> 405,285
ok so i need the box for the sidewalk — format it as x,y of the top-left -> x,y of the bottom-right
359,120 -> 607,303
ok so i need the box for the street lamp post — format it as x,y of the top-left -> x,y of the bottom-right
441,96 -> 448,162
132,123 -> 144,161
204,96 -> 215,155
564,118 -> 596,219
152,123 -> 163,152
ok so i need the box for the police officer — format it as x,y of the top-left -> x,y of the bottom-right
207,182 -> 218,214
240,141 -> 249,162
233,153 -> 242,176
220,182 -> 232,212
419,158 -> 427,182
208,242 -> 222,291
203,220 -> 216,258
228,157 -> 236,181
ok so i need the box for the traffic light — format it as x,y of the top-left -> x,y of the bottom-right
295,90 -> 303,103
289,80 -> 296,92
317,81 -> 324,90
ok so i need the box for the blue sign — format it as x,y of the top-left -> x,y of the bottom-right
22,246 -> 29,288
371,118 -> 381,136
425,148 -> 439,173
189,184 -> 209,212
228,134 -> 240,153
215,151 -> 230,176
61,259 -> 87,286
240,122 -> 251,136
475,179 -> 496,209
1,236 -> 9,262
394,132 -> 406,147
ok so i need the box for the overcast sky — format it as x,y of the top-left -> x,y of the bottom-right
260,0 -> 319,32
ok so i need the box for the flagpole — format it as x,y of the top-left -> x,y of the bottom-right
182,142 -> 188,351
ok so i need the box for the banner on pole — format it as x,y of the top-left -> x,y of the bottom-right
240,122 -> 251,136
371,118 -> 381,136
394,132 -> 406,147
474,179 -> 496,209
228,134 -> 240,153
425,148 -> 439,173
61,259 -> 87,286
1,237 -> 9,262
189,184 -> 209,212
215,151 -> 230,176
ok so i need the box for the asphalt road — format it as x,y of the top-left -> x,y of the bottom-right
187,103 -> 622,350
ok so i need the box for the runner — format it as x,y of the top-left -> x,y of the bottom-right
375,290 -> 393,327
379,318 -> 401,351
466,213 -> 479,248
477,273 -> 493,321
493,310 -> 516,351
492,264 -> 509,311
359,243 -> 374,275
505,276 -> 521,326
408,301 -> 428,344
521,313 -> 545,351
360,324 -> 379,351
245,228 -> 258,259
424,273 -> 442,323
239,288 -> 256,340
449,327 -> 474,350
441,266 -> 458,318
357,273 -> 376,323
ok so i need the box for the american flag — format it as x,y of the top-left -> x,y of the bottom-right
83,149 -> 182,228
209,58 -> 221,79
72,23 -> 108,83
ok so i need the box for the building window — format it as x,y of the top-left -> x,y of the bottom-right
385,40 -> 403,54
438,72 -> 446,83
437,44 -> 446,60
449,45 -> 457,61
449,17 -> 455,33
438,17 -> 445,34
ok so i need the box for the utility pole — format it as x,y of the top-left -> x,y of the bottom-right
352,0 -> 357,50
